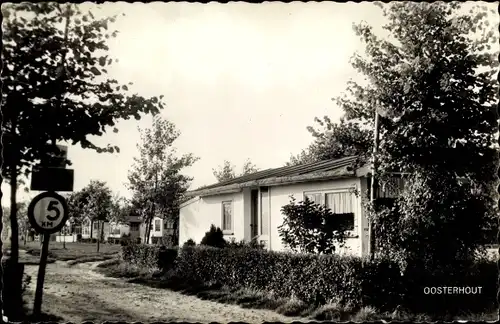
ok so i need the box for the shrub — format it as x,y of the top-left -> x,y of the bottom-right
171,246 -> 496,314
183,239 -> 196,248
122,242 -> 178,272
225,238 -> 265,250
173,246 -> 403,310
200,224 -> 226,248
370,173 -> 491,273
278,196 -> 349,254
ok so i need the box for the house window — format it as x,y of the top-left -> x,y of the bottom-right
93,222 -> 99,230
154,219 -> 161,232
304,190 -> 356,232
82,225 -> 90,236
164,220 -> 174,230
130,222 -> 139,231
305,193 -> 322,205
221,201 -> 233,233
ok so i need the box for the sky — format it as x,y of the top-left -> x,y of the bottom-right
2,1 -> 495,205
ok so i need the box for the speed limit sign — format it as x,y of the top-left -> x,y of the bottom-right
28,191 -> 69,234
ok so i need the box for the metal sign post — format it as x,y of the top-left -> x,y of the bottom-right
27,191 -> 69,316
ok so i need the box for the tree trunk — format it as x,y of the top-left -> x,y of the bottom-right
9,168 -> 19,264
173,216 -> 179,246
142,214 -> 148,244
0,174 -> 3,322
145,215 -> 151,245
96,221 -> 100,252
62,230 -> 66,249
100,221 -> 105,245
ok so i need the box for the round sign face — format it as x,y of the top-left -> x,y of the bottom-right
28,192 -> 69,234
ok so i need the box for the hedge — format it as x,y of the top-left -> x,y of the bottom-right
121,242 -> 178,272
173,246 -> 403,310
121,244 -> 497,313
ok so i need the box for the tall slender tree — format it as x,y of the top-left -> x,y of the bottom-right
128,116 -> 198,244
79,180 -> 113,252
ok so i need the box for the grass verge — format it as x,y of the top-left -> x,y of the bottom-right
95,259 -> 499,322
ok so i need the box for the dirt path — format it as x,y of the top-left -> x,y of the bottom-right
24,261 -> 299,323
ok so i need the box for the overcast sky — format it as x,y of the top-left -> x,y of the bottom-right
2,1 -> 494,205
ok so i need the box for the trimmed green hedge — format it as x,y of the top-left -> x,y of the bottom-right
122,243 -> 178,272
121,244 -> 497,313
174,246 -> 402,310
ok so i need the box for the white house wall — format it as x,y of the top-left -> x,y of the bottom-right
268,177 -> 364,257
179,192 -> 245,245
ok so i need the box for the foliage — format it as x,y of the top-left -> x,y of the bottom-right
225,238 -> 266,250
109,194 -> 129,224
199,224 -> 226,248
174,246 -> 402,310
212,158 -> 259,182
79,180 -> 113,222
346,2 -> 498,269
172,246 -> 496,314
127,115 -> 198,244
370,173 -> 490,271
182,238 -> 196,248
121,242 -> 178,272
1,202 -> 28,241
65,190 -> 87,227
2,2 -> 164,264
287,118 -> 373,166
278,197 -> 349,254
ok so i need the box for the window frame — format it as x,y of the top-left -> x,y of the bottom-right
154,219 -> 161,232
130,222 -> 139,231
303,187 -> 358,237
164,219 -> 174,230
221,200 -> 234,235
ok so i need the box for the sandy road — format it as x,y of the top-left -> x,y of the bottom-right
23,261 -> 298,323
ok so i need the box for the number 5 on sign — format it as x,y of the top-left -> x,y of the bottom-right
28,191 -> 69,234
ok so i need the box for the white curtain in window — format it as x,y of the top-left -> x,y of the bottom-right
325,192 -> 354,214
222,202 -> 232,230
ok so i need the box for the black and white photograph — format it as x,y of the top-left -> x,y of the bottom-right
1,1 -> 498,322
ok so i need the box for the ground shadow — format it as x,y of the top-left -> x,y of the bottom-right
22,290 -> 149,322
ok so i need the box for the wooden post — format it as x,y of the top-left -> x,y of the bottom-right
96,221 -> 100,253
368,110 -> 380,260
33,233 -> 50,316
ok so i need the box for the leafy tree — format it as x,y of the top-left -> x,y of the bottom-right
65,190 -> 87,229
287,117 -> 373,166
109,194 -> 129,224
1,202 -> 28,245
79,180 -> 113,252
212,159 -> 259,182
200,225 -> 226,248
2,3 -> 164,264
128,116 -> 198,244
278,197 -> 349,254
336,2 -> 498,269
